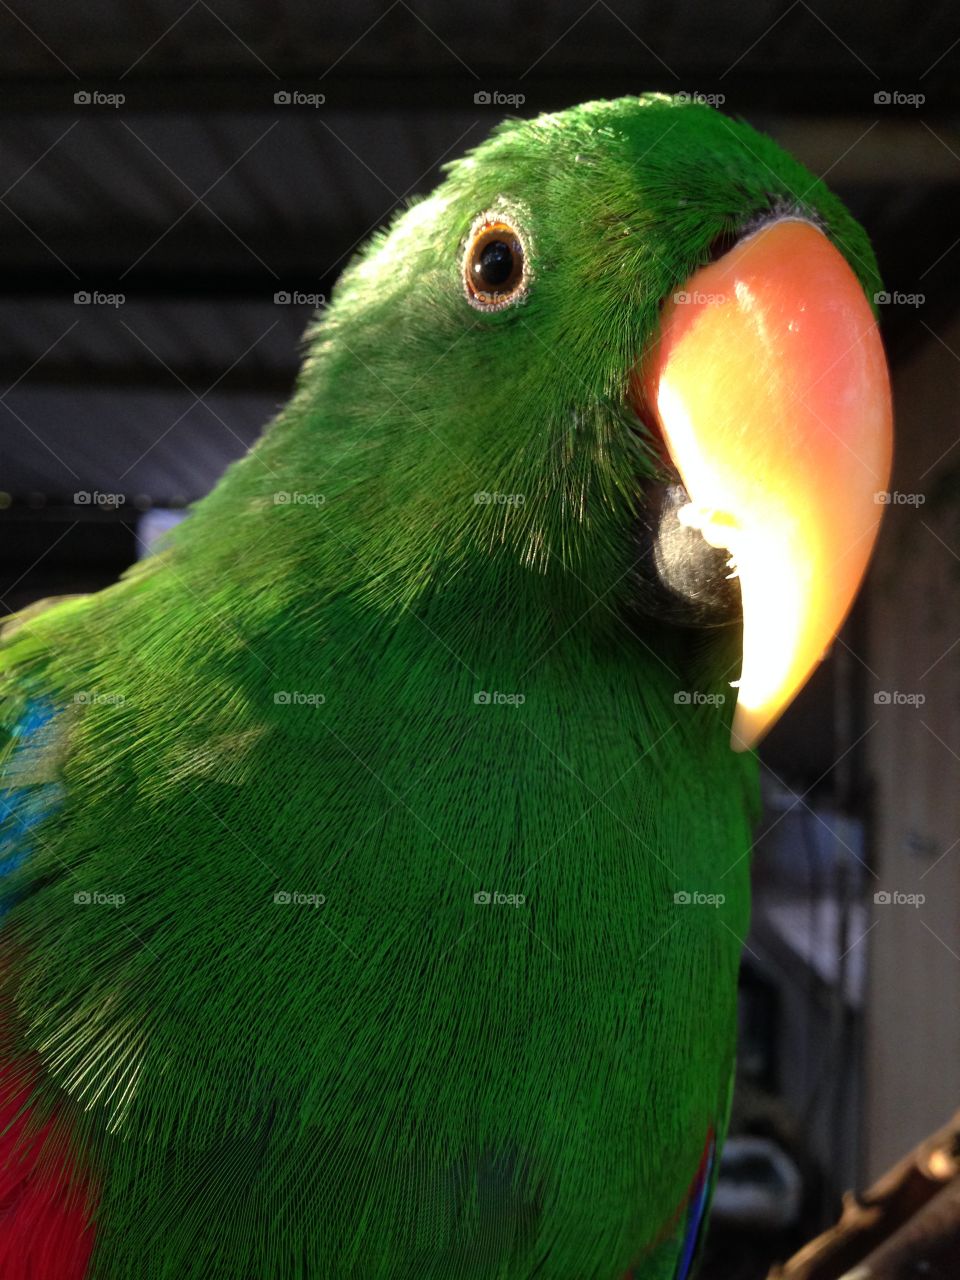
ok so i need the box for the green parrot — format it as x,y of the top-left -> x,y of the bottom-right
0,94 -> 892,1279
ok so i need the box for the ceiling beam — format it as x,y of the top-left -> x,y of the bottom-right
0,359 -> 296,395
0,72 -> 953,117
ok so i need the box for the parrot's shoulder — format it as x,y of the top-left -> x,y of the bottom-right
1,593 -> 84,636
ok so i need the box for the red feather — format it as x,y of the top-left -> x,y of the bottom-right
0,1056 -> 97,1279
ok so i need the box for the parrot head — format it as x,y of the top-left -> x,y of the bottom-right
281,93 -> 892,750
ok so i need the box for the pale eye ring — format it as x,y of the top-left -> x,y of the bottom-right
462,212 -> 530,312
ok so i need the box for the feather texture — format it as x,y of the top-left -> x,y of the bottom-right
0,95 -> 881,1277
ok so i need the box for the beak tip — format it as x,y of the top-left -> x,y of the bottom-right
730,706 -> 763,754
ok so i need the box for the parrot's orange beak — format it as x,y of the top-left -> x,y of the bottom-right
634,218 -> 893,751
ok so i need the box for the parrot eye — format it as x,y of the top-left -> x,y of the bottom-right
463,214 -> 529,312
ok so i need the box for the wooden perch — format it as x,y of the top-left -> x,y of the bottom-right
768,1110 -> 960,1278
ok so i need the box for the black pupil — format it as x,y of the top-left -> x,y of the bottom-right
477,239 -> 515,287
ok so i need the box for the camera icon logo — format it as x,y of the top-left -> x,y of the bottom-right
74,90 -> 91,105
874,91 -> 891,105
274,91 -> 291,105
74,891 -> 91,904
474,891 -> 491,905
274,291 -> 291,304
874,891 -> 891,905
474,691 -> 491,704
874,690 -> 892,704
273,891 -> 292,904
474,90 -> 491,104
673,691 -> 691,704
74,490 -> 91,504
274,691 -> 292,704
673,891 -> 691,905
74,291 -> 91,304
873,291 -> 891,305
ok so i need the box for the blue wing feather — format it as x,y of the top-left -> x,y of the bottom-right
674,1131 -> 716,1280
0,697 -> 65,911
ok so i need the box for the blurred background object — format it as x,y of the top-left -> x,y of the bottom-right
767,1109 -> 960,1279
1,4 -> 958,1275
